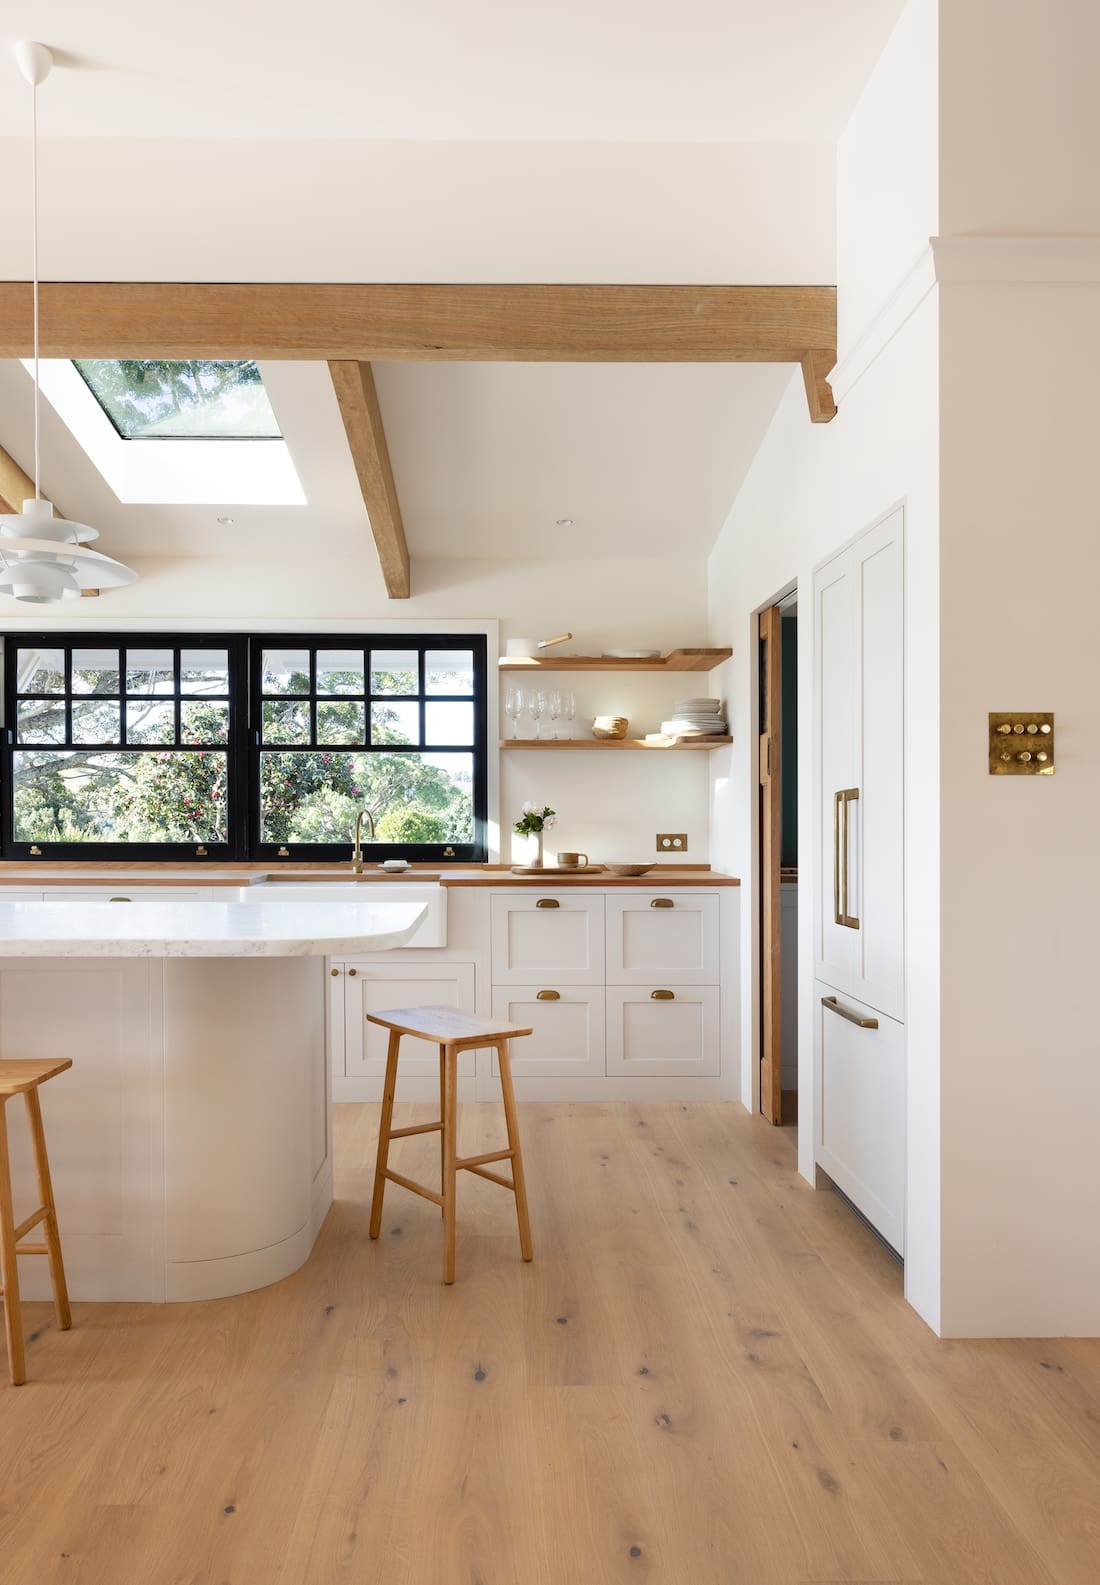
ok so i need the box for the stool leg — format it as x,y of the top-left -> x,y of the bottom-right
439,1044 -> 446,1219
441,1043 -> 458,1284
497,1040 -> 533,1263
25,1089 -> 70,1332
369,1030 -> 401,1239
0,1099 -> 26,1385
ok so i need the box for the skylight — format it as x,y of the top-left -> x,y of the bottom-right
72,360 -> 282,441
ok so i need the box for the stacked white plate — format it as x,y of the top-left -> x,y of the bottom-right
660,696 -> 727,736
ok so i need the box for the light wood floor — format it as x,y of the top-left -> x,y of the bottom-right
1,1102 -> 1099,1584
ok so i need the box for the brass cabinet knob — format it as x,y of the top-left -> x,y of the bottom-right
330,968 -> 340,977
347,968 -> 358,977
536,989 -> 560,1000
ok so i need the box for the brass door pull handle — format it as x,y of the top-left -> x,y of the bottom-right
832,788 -> 860,930
822,995 -> 878,1029
650,897 -> 674,909
535,898 -> 560,909
650,989 -> 675,1000
536,989 -> 560,1000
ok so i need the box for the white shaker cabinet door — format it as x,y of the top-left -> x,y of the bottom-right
341,960 -> 477,1077
490,986 -> 606,1077
605,892 -> 719,984
605,986 -> 720,1077
815,981 -> 906,1254
815,507 -> 905,1021
490,892 -> 605,985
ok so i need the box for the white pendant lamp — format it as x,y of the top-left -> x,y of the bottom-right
0,42 -> 137,604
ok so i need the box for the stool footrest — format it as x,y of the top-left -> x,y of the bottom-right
388,1121 -> 444,1139
383,1167 -> 445,1208
12,1206 -> 47,1243
463,1164 -> 516,1191
456,1147 -> 514,1172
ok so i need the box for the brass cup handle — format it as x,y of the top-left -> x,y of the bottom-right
822,995 -> 878,1029
109,896 -> 132,902
650,989 -> 675,1000
536,989 -> 560,1000
536,898 -> 560,909
833,788 -> 860,930
650,897 -> 674,909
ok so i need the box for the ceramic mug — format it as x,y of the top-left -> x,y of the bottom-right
557,852 -> 589,868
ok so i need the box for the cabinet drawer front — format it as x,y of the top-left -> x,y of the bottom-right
490,893 -> 605,984
606,893 -> 719,984
815,982 -> 905,1253
343,962 -> 477,1077
490,986 -> 605,1077
606,986 -> 719,1077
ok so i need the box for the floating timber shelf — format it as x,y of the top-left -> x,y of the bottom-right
498,648 -> 732,673
500,737 -> 732,751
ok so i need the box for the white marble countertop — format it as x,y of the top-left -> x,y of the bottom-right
0,897 -> 428,957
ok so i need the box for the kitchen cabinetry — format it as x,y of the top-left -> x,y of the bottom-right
333,960 -> 478,1077
490,986 -> 606,1077
606,985 -> 719,1076
490,892 -> 605,985
814,507 -> 906,1250
606,892 -> 719,984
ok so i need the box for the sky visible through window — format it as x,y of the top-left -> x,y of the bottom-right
72,360 -> 282,440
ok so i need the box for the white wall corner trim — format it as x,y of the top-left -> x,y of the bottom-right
931,235 -> 1100,285
830,246 -> 937,404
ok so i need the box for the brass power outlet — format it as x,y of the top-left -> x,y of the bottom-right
989,712 -> 1055,774
656,833 -> 688,853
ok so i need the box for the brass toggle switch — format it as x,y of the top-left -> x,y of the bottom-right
989,713 -> 1055,774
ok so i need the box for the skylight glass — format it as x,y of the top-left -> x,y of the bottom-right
71,360 -> 282,441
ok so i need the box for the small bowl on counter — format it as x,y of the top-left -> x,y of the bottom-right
592,715 -> 629,740
604,863 -> 655,877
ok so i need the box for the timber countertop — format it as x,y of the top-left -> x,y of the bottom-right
0,863 -> 739,888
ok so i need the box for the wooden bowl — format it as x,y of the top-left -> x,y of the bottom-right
604,863 -> 654,877
592,715 -> 629,740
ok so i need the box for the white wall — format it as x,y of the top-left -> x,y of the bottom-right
706,0 -> 942,1330
2,551 -> 714,868
0,139 -> 835,285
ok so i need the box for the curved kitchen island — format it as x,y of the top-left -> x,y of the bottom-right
0,896 -> 426,1303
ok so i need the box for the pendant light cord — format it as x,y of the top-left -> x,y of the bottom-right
30,70 -> 40,500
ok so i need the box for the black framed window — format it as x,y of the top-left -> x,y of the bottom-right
251,634 -> 487,863
0,631 -> 488,863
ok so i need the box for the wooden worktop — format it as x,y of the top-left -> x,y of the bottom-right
0,862 -> 739,888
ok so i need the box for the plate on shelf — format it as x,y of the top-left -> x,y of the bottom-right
601,648 -> 661,658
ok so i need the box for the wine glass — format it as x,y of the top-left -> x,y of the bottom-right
529,689 -> 546,740
564,690 -> 576,740
547,689 -> 563,740
504,686 -> 524,739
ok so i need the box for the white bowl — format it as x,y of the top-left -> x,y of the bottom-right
379,859 -> 411,871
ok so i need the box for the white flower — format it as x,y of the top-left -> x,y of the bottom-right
544,814 -> 557,829
521,801 -> 535,815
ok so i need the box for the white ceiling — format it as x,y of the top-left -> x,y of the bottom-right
0,1 -> 903,143
0,358 -> 792,561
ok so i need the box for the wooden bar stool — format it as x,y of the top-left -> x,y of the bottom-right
366,1006 -> 534,1284
0,1059 -> 73,1385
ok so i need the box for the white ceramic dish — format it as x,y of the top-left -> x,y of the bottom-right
601,648 -> 661,659
379,860 -> 411,871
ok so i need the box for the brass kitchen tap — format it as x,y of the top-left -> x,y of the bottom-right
351,808 -> 376,873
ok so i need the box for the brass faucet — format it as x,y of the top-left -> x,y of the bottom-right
351,808 -> 376,873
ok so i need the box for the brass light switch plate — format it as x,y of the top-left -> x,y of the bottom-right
989,712 -> 1055,774
656,833 -> 688,852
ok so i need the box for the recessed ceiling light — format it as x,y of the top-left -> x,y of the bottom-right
217,515 -> 235,526
556,517 -> 574,527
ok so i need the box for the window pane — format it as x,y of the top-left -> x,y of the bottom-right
425,701 -> 474,746
262,699 -> 310,745
72,359 -> 281,440
16,649 -> 65,694
370,650 -> 418,695
181,700 -> 229,745
126,649 -> 175,694
259,751 -> 473,845
317,700 -> 365,745
71,649 -> 120,694
371,701 -> 419,745
425,650 -> 474,695
180,648 -> 229,694
17,699 -> 66,744
262,649 -> 310,695
13,750 -> 228,843
316,649 -> 365,695
127,700 -> 175,744
72,700 -> 121,745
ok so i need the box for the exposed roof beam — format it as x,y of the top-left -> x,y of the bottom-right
0,282 -> 837,421
0,443 -> 63,518
329,361 -> 410,599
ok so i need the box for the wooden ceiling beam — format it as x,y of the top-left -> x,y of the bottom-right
0,283 -> 837,418
329,361 -> 410,599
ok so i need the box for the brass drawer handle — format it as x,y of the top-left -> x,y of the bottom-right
109,896 -> 132,902
822,995 -> 878,1030
535,898 -> 560,909
651,989 -> 675,1000
536,989 -> 560,1001
650,897 -> 674,909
